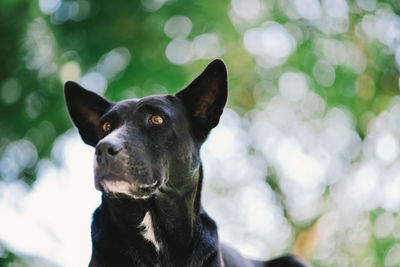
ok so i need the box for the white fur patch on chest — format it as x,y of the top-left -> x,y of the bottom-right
140,211 -> 160,252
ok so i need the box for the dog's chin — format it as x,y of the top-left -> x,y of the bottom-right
96,179 -> 160,200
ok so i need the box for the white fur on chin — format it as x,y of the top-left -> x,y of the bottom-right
101,180 -> 151,200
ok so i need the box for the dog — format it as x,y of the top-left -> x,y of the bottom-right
64,59 -> 307,266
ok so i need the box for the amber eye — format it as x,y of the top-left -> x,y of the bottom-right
102,122 -> 111,132
151,115 -> 164,125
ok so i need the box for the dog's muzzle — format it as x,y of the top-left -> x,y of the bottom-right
94,139 -> 162,199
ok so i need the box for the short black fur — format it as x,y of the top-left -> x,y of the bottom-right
64,59 -> 308,267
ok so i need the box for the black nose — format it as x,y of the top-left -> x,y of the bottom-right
96,140 -> 123,159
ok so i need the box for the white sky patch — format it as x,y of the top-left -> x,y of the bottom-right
193,34 -> 222,59
356,0 -> 376,12
97,47 -> 131,79
164,15 -> 192,39
0,132 -> 100,266
375,132 -> 399,164
204,127 -> 236,159
60,61 -> 81,84
39,0 -> 61,14
80,72 -> 107,95
361,14 -> 377,39
25,18 -> 58,78
165,37 -> 194,65
376,12 -> 400,51
293,0 -> 322,20
261,24 -> 296,58
236,180 -> 292,257
140,0 -> 167,12
353,163 -> 379,196
338,162 -> 381,211
275,138 -> 325,189
279,72 -> 308,101
244,22 -> 296,60
231,0 -> 262,20
382,167 -> 400,211
322,0 -> 348,19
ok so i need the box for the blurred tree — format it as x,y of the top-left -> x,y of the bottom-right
1,0 -> 400,266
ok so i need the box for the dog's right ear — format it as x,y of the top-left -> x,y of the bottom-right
64,81 -> 112,147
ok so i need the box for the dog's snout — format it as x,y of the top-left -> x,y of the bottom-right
96,140 -> 123,158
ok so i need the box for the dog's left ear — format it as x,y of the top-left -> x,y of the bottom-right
176,59 -> 228,140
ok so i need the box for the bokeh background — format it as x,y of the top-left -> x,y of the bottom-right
1,0 -> 400,266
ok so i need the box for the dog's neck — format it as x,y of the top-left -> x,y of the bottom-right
101,167 -> 202,241
90,166 -> 220,266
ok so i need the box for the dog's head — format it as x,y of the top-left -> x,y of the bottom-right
64,59 -> 227,199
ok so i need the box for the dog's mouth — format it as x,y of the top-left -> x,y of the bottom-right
96,179 -> 161,199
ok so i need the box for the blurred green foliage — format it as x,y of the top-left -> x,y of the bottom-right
0,244 -> 55,266
2,0 -> 397,184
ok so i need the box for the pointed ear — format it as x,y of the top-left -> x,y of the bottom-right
64,81 -> 112,146
176,59 -> 228,140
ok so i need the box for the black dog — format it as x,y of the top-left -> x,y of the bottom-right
65,59 -> 307,267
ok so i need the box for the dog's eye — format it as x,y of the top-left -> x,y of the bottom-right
102,122 -> 112,132
151,115 -> 164,125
